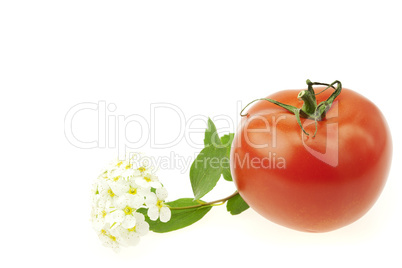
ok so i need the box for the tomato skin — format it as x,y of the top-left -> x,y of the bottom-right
231,87 -> 392,232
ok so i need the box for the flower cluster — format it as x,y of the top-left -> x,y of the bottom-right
90,153 -> 171,251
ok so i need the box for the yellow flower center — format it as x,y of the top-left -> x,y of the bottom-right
125,164 -> 132,169
128,187 -> 137,195
108,189 -> 115,197
109,235 -> 117,241
144,176 -> 151,182
124,206 -> 133,215
128,226 -> 136,232
101,229 -> 107,235
117,161 -> 123,167
157,200 -> 164,208
101,210 -> 107,218
138,167 -> 146,172
113,176 -> 120,181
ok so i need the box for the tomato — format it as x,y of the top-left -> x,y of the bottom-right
231,81 -> 392,232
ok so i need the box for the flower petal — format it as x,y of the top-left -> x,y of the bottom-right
97,180 -> 109,194
147,174 -> 158,181
150,181 -> 162,188
133,212 -> 145,222
128,194 -> 144,209
134,177 -> 148,188
108,210 -> 125,224
135,221 -> 149,236
147,205 -> 159,221
156,187 -> 168,200
114,195 -> 128,209
144,192 -> 157,206
125,232 -> 140,246
135,187 -> 149,199
121,215 -> 136,229
92,217 -> 106,232
159,206 -> 171,223
109,180 -> 129,196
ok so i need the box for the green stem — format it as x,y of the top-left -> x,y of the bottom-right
298,90 -> 317,115
240,79 -> 342,137
168,191 -> 239,210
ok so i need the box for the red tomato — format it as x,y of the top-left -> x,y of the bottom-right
231,85 -> 392,232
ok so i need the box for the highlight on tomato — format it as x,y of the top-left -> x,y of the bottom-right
231,80 -> 392,232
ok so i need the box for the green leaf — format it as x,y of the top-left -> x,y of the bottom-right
190,117 -> 236,198
221,165 -> 232,181
220,133 -> 234,149
226,193 -> 250,215
204,117 -> 222,148
137,198 -> 212,233
220,133 -> 234,181
190,145 -> 226,199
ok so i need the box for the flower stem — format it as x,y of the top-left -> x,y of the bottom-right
168,191 -> 239,210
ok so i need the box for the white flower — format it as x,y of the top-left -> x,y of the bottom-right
135,172 -> 162,189
91,153 -> 171,251
113,160 -> 142,179
92,197 -> 113,231
108,176 -> 130,196
97,179 -> 118,203
97,225 -> 123,252
146,187 -> 171,222
107,194 -> 144,229
110,213 -> 150,246
126,179 -> 149,198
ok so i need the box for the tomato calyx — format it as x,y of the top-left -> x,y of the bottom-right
240,79 -> 342,137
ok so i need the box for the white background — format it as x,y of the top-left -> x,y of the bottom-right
1,1 -> 401,267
